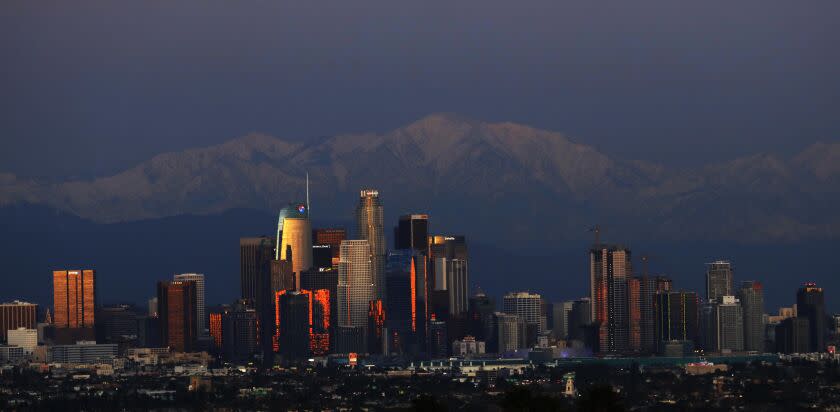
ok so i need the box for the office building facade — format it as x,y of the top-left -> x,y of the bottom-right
313,228 -> 346,269
654,291 -> 699,351
337,240 -> 375,328
494,312 -> 524,353
7,327 -> 37,353
240,236 -> 275,361
174,273 -> 207,338
395,214 -> 429,252
274,291 -> 311,359
53,269 -> 96,329
385,249 -> 428,354
221,300 -> 258,363
157,280 -> 197,352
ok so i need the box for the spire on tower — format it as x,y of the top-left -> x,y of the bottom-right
306,172 -> 310,217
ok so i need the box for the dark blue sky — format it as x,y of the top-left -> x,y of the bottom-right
1,1 -> 838,178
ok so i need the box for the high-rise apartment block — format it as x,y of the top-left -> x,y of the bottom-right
590,245 -> 631,353
715,296 -> 744,353
494,312 -> 524,353
502,292 -> 542,333
738,281 -> 765,352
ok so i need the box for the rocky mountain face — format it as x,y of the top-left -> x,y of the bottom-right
1,113 -> 838,245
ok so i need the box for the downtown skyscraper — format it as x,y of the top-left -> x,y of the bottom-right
706,260 -> 733,302
157,280 -> 197,353
52,270 -> 96,330
737,281 -> 765,352
239,236 -> 275,362
590,245 -> 631,353
429,235 -> 469,317
278,202 -> 313,287
356,189 -> 386,301
797,283 -> 825,352
173,273 -> 206,338
654,291 -> 699,351
337,240 -> 374,329
385,249 -> 428,355
395,214 -> 429,252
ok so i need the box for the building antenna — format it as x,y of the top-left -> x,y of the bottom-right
589,225 -> 601,246
306,172 -> 310,216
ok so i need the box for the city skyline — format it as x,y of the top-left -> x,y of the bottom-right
2,2 -> 838,409
13,187 -> 832,353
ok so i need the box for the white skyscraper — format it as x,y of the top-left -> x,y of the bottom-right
503,291 -> 543,333
433,257 -> 469,315
173,273 -> 207,338
337,240 -> 374,328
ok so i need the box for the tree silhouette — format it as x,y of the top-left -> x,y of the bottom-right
577,385 -> 624,412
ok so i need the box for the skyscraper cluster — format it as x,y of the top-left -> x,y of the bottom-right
543,244 -> 829,357
225,187 -> 474,364
1,189 -> 834,368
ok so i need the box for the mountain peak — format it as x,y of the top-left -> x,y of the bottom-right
793,141 -> 840,179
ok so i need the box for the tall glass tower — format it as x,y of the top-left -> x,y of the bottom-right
337,240 -> 374,328
279,202 -> 313,287
356,189 -> 385,300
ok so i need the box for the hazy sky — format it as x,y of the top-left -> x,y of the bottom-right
2,1 -> 838,178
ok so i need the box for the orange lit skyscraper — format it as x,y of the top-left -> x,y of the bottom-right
157,280 -> 197,352
367,299 -> 386,354
274,289 -> 330,357
209,312 -> 223,349
52,270 -> 96,329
